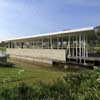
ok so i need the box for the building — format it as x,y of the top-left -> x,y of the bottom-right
3,26 -> 100,66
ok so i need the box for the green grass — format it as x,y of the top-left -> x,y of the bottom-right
0,58 -> 88,87
1,59 -> 99,100
0,67 -> 100,100
0,65 -> 65,87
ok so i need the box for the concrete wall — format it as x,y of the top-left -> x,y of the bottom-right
7,49 -> 66,64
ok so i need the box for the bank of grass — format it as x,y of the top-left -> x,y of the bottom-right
0,64 -> 65,87
0,58 -> 88,88
1,59 -> 99,100
0,67 -> 100,100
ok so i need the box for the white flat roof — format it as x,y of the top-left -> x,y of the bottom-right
3,26 -> 94,42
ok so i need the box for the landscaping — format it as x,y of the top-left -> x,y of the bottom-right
0,60 -> 100,100
0,63 -> 65,87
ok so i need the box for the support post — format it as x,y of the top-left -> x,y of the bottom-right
79,34 -> 82,63
10,41 -> 12,48
42,39 -> 44,49
57,37 -> 59,49
76,35 -> 78,60
62,36 -> 63,49
86,36 -> 88,58
50,37 -> 53,49
68,34 -> 71,58
32,41 -> 34,48
83,34 -> 86,65
72,35 -> 74,57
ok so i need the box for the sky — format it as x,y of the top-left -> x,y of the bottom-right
0,0 -> 100,41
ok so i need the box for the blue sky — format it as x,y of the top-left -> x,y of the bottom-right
0,0 -> 100,40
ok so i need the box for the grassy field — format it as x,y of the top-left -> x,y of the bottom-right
0,60 -> 65,87
1,59 -> 100,100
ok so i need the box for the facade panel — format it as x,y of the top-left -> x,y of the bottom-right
7,48 -> 66,64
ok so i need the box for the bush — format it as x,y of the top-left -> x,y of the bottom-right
0,69 -> 100,100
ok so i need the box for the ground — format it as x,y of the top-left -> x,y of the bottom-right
0,59 -> 65,87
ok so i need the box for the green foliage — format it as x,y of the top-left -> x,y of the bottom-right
64,70 -> 100,100
0,66 -> 64,87
0,69 -> 100,100
94,47 -> 100,53
0,47 -> 6,51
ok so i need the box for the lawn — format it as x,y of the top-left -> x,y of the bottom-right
1,59 -> 99,100
0,63 -> 65,87
0,58 -> 87,88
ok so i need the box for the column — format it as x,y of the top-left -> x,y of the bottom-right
57,37 -> 59,49
72,35 -> 74,57
42,39 -> 44,49
86,36 -> 88,58
83,34 -> 86,65
20,42 -> 23,48
68,34 -> 71,58
61,36 -> 63,49
10,41 -> 12,48
50,37 -> 53,49
76,35 -> 78,59
8,42 -> 11,48
79,34 -> 82,63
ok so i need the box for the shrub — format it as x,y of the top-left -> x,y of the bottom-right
0,69 -> 100,100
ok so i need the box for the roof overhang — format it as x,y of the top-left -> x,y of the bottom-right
3,26 -> 97,42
